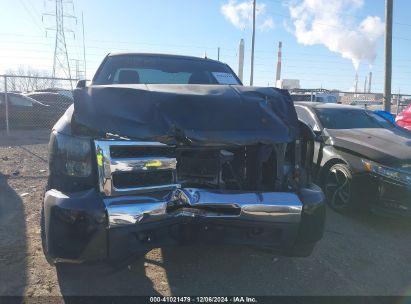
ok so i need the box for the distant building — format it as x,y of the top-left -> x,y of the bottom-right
276,79 -> 300,90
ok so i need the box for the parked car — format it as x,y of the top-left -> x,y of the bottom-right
0,92 -> 58,128
34,88 -> 74,100
25,92 -> 73,116
41,53 -> 325,266
295,102 -> 411,216
396,104 -> 411,131
374,110 -> 396,124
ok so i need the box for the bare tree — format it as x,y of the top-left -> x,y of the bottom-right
5,66 -> 57,92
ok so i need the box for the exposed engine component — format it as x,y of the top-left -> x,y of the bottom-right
176,144 -> 297,192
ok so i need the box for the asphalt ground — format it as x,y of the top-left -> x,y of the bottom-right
1,129 -> 411,297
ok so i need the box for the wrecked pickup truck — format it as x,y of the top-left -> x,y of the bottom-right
41,53 -> 325,265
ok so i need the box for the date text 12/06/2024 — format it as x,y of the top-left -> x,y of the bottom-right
149,297 -> 258,303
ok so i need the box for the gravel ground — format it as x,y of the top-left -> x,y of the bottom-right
1,129 -> 411,296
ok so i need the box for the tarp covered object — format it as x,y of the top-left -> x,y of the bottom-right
73,84 -> 300,146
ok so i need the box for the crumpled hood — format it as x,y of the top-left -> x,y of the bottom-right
326,128 -> 411,168
72,84 -> 299,146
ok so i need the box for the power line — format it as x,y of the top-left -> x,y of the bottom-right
43,0 -> 76,80
18,0 -> 45,34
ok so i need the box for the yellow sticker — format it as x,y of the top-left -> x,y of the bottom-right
145,160 -> 162,168
97,153 -> 103,167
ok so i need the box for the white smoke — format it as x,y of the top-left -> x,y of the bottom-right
221,0 -> 274,31
288,0 -> 384,70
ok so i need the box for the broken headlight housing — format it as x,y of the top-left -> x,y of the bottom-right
362,159 -> 411,186
50,131 -> 92,177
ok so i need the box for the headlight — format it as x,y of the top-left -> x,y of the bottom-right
362,159 -> 411,186
51,131 -> 92,177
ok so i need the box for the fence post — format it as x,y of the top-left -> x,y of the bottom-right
4,76 -> 9,135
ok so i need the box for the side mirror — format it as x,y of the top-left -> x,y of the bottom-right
76,79 -> 87,89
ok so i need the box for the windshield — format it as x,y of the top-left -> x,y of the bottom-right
315,108 -> 395,129
93,55 -> 241,85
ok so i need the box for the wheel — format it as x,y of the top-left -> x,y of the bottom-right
324,163 -> 357,212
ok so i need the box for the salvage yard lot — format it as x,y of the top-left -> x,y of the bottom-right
1,129 -> 411,296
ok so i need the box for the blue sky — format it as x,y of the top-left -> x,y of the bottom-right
0,0 -> 410,92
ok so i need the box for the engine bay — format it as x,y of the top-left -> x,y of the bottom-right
176,144 -> 296,192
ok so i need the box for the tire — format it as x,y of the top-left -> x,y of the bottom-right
324,163 -> 357,212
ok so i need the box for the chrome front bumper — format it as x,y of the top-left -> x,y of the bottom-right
105,188 -> 303,228
43,184 -> 324,262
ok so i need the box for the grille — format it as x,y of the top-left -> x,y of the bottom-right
110,146 -> 175,158
178,150 -> 219,179
112,170 -> 174,188
94,140 -> 179,196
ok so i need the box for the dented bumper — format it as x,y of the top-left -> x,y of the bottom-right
43,185 -> 325,263
107,188 -> 303,227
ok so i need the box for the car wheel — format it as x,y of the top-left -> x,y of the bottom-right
324,163 -> 356,212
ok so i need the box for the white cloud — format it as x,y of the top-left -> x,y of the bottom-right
221,0 -> 274,31
288,0 -> 384,70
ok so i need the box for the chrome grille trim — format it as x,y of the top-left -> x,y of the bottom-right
110,157 -> 177,173
94,140 -> 179,196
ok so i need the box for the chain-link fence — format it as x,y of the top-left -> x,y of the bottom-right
289,88 -> 411,115
338,91 -> 411,114
1,75 -> 78,134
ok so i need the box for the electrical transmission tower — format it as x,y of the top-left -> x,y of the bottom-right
43,0 -> 77,80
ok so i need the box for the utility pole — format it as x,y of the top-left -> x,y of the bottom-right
384,0 -> 393,112
43,0 -> 76,81
250,0 -> 256,86
4,76 -> 9,135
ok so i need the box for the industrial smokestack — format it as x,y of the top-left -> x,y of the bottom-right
238,39 -> 244,83
368,71 -> 372,93
364,76 -> 368,93
276,41 -> 282,85
355,73 -> 358,94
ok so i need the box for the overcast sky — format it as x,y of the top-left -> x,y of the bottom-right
0,0 -> 410,92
